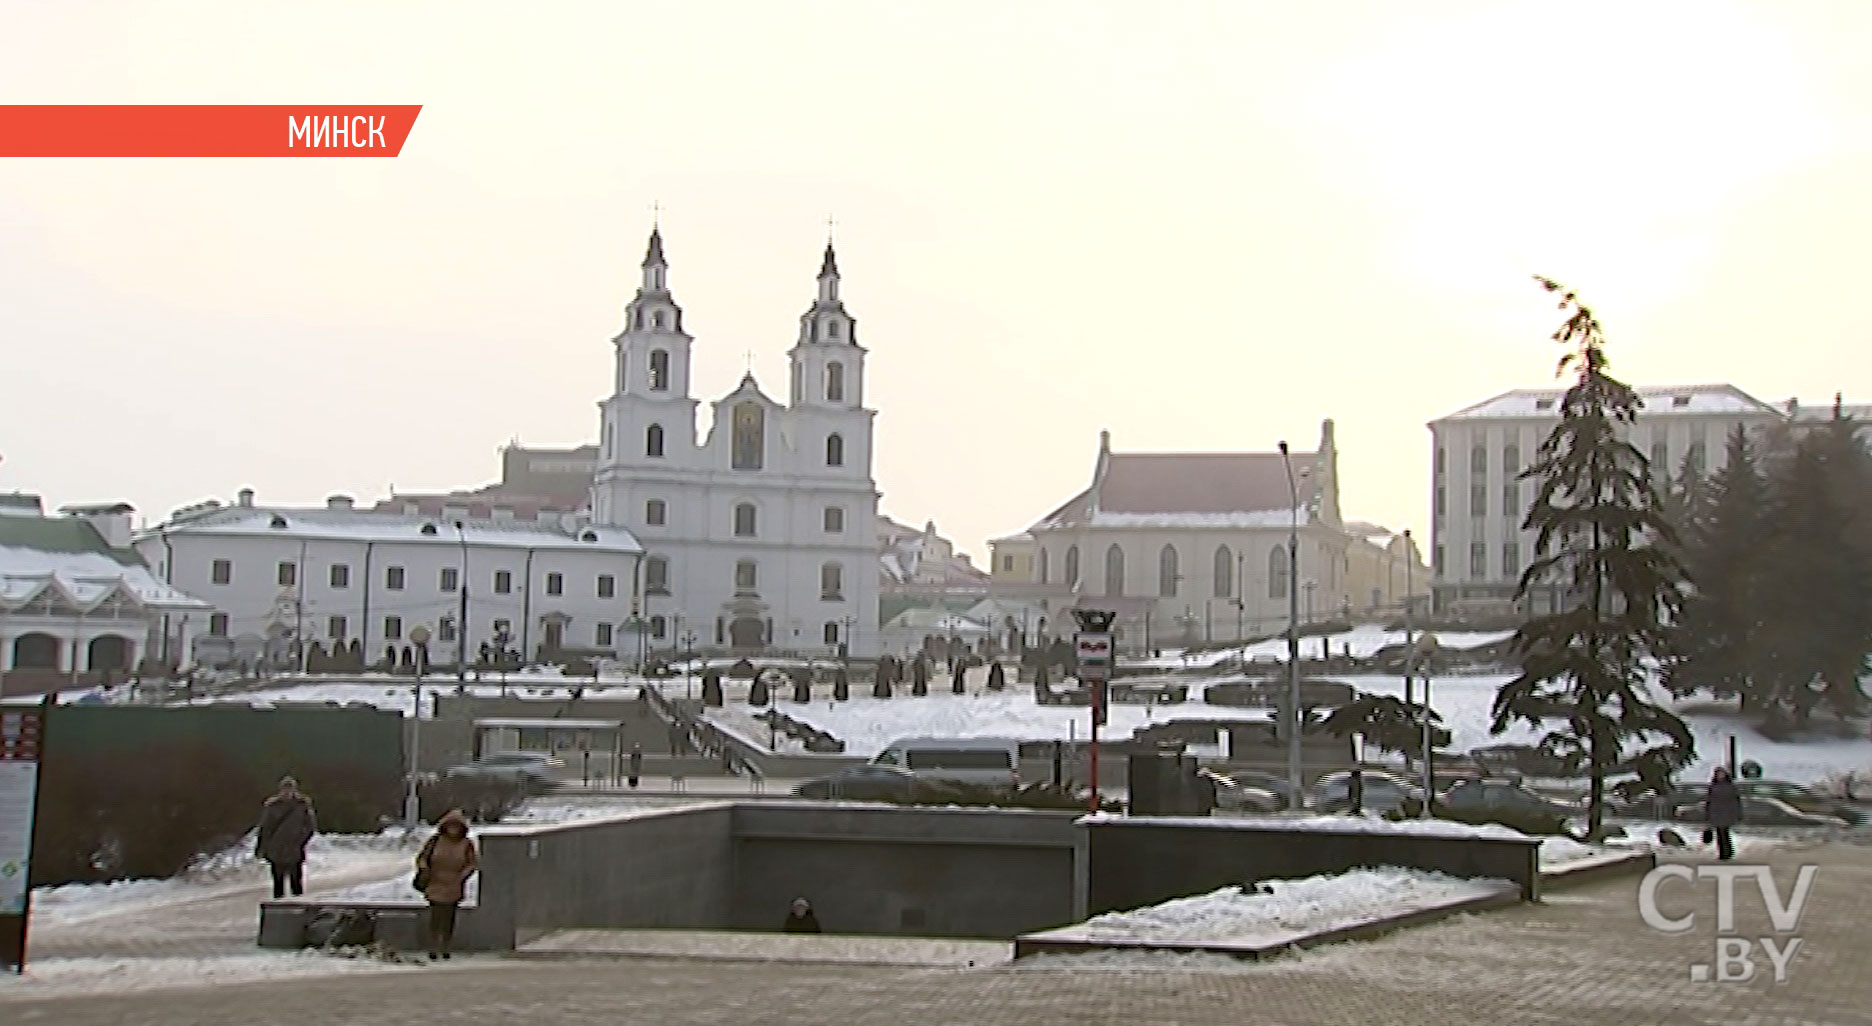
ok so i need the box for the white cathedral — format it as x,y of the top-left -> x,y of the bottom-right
591,228 -> 882,657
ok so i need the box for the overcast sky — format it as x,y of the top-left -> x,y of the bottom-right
3,1 -> 1869,559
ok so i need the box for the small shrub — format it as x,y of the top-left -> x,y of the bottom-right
418,775 -> 527,824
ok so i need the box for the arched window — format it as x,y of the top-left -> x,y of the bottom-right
826,361 -> 845,402
1064,545 -> 1080,588
1213,545 -> 1233,598
733,502 -> 757,537
827,319 -> 841,340
825,433 -> 845,467
1104,544 -> 1125,597
1269,545 -> 1290,600
648,349 -> 670,391
820,562 -> 845,599
645,423 -> 665,458
1037,548 -> 1049,583
731,402 -> 765,470
1158,545 -> 1179,598
653,311 -> 666,330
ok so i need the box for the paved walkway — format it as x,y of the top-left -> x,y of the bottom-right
6,843 -> 1871,1024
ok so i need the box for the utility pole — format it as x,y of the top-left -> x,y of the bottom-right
1403,529 -> 1415,776
1279,441 -> 1303,807
453,522 -> 469,686
405,624 -> 432,829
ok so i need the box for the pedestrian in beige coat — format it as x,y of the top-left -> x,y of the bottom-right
414,809 -> 477,959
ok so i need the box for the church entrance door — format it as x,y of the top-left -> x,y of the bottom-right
728,617 -> 764,650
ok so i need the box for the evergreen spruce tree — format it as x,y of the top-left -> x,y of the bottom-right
1490,278 -> 1694,838
1662,427 -> 1768,709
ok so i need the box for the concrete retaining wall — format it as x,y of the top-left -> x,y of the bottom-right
1081,817 -> 1543,917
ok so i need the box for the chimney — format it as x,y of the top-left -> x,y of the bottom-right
237,488 -> 255,508
60,502 -> 135,549
326,494 -> 355,512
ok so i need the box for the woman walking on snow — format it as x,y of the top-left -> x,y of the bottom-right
415,809 -> 478,959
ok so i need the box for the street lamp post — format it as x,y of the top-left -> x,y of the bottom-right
1403,529 -> 1415,776
405,624 -> 432,829
682,629 -> 697,701
453,522 -> 469,687
1234,552 -> 1245,641
1278,441 -> 1303,807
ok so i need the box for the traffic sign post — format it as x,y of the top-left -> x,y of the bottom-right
1072,610 -> 1117,814
0,699 -> 48,973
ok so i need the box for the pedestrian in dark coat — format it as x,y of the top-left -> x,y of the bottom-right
628,744 -> 643,789
1705,766 -> 1743,861
416,809 -> 478,959
782,897 -> 821,933
256,776 -> 317,899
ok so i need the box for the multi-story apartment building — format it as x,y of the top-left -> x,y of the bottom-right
1426,383 -> 1786,616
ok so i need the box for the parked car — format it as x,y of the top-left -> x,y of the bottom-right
869,736 -> 1022,789
1311,769 -> 1421,813
1224,770 -> 1302,810
1737,780 -> 1864,825
1440,779 -> 1584,819
793,764 -> 966,802
1677,794 -> 1840,828
444,752 -> 562,790
1199,770 -> 1284,814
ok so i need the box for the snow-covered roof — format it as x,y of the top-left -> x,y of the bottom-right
143,506 -> 642,554
882,607 -> 991,634
1034,451 -> 1323,531
0,518 -> 210,613
1435,383 -> 1782,423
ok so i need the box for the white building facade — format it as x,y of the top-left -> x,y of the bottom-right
137,491 -> 644,669
590,230 -> 882,657
1426,383 -> 1787,616
1,496 -> 210,689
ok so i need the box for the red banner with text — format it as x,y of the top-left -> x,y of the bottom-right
0,105 -> 422,157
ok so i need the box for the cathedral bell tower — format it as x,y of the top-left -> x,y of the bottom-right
597,226 -> 701,495
788,242 -> 866,410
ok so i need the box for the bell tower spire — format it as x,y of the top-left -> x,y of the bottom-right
789,231 -> 866,412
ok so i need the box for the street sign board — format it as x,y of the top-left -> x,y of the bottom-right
0,707 -> 44,973
1075,632 -> 1113,665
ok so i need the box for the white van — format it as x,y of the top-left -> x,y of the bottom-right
870,736 -> 1021,789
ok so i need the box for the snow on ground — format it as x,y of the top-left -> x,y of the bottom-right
316,872 -> 477,905
1073,867 -> 1507,945
30,831 -> 419,926
502,796 -> 707,824
769,691 -> 1273,757
0,952 -> 420,1001
192,679 -> 655,715
1135,626 -> 1516,670
1093,812 -> 1531,841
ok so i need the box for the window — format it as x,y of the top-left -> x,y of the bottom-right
386,565 -> 406,591
650,616 -> 667,639
602,423 -> 613,460
277,561 -> 297,587
1502,543 -> 1520,578
649,349 -> 670,391
823,506 -> 844,533
208,612 -> 229,636
1691,439 -> 1708,471
1503,444 -> 1520,473
825,433 -> 844,467
493,618 -> 511,637
731,402 -> 765,470
1001,555 -> 1015,572
1158,545 -> 1179,598
733,503 -> 757,537
328,615 -> 347,639
1213,546 -> 1233,598
646,423 -> 665,458
715,618 -> 724,645
645,499 -> 666,525
826,362 -> 845,402
1064,545 -> 1080,588
1651,441 -> 1668,472
595,622 -> 614,647
820,561 -> 844,600
1470,445 -> 1487,474
211,559 -> 232,585
439,566 -> 459,592
1503,483 -> 1518,516
1469,542 -> 1486,579
736,560 -> 759,592
597,574 -> 615,599
824,622 -> 840,645
494,570 -> 512,594
1434,486 -> 1447,518
1104,544 -> 1125,597
1269,545 -> 1289,599
384,615 -> 404,640
327,563 -> 349,589
1434,544 -> 1445,577
1434,446 -> 1446,473
826,320 -> 841,340
546,572 -> 563,596
1037,548 -> 1049,583
1470,483 -> 1487,517
439,617 -> 457,643
645,556 -> 669,594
